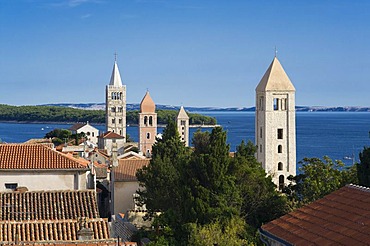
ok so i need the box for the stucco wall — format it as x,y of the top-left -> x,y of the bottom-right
0,170 -> 88,191
114,181 -> 140,214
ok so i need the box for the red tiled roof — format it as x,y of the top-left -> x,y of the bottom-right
260,184 -> 370,246
0,144 -> 88,170
99,131 -> 124,139
114,159 -> 149,182
0,190 -> 99,221
69,123 -> 86,131
0,218 -> 110,242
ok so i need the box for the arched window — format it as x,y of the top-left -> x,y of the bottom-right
111,92 -> 114,100
279,175 -> 285,190
144,116 -> 148,126
149,116 -> 153,126
146,133 -> 150,139
278,162 -> 283,171
120,92 -> 123,100
278,145 -> 282,153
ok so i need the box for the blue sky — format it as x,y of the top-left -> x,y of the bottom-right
1,0 -> 369,107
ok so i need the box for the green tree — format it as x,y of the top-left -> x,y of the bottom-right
285,156 -> 358,207
358,147 -> 370,186
136,120 -> 191,241
231,140 -> 289,229
44,128 -> 72,146
187,217 -> 252,246
183,127 -> 240,226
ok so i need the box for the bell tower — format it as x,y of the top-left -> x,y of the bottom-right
255,56 -> 296,190
105,57 -> 126,140
177,106 -> 189,147
139,91 -> 157,157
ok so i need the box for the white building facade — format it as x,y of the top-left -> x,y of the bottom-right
255,57 -> 296,190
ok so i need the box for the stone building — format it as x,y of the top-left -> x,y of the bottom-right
106,59 -> 126,139
0,143 -> 91,192
177,106 -> 190,147
255,56 -> 296,189
138,91 -> 157,157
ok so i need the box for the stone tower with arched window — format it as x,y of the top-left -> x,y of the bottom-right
255,56 -> 296,190
177,106 -> 189,147
139,91 -> 157,157
106,60 -> 126,140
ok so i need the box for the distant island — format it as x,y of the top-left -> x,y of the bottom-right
42,103 -> 370,112
0,104 -> 216,125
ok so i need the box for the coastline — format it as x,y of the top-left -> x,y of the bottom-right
0,121 -> 220,128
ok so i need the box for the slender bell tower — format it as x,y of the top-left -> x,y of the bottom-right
177,106 -> 189,147
105,56 -> 126,140
139,91 -> 157,157
255,56 -> 296,190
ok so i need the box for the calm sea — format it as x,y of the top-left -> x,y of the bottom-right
1,112 -> 369,168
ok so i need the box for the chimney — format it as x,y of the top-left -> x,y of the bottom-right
77,217 -> 94,240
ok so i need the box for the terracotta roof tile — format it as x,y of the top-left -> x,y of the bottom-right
0,144 -> 88,170
261,184 -> 370,246
69,123 -> 86,131
114,159 -> 149,182
0,218 -> 110,243
0,190 -> 99,221
99,132 -> 124,139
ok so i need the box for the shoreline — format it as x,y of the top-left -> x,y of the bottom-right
0,121 -> 220,128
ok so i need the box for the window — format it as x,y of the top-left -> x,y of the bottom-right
278,145 -> 282,153
149,116 -> 153,126
279,175 -> 285,190
259,96 -> 264,110
118,107 -> 123,113
278,162 -> 283,171
119,119 -> 122,124
281,98 -> 287,110
277,129 -> 283,139
86,132 -> 91,136
181,120 -> 186,126
112,119 -> 115,124
5,183 -> 17,190
111,107 -> 116,112
273,98 -> 279,110
144,116 -> 148,126
147,133 -> 150,139
259,144 -> 262,153
92,132 -> 94,137
260,127 -> 262,138
182,126 -> 185,130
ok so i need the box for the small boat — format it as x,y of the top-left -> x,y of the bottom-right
41,128 -> 44,131
343,156 -> 352,160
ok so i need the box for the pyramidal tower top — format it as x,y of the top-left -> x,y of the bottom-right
140,91 -> 156,113
109,58 -> 123,87
177,106 -> 189,119
256,57 -> 295,92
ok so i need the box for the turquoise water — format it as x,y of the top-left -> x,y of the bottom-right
1,112 -> 369,168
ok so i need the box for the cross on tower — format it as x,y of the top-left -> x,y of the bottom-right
114,52 -> 117,62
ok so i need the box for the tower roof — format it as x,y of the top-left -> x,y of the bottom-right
109,61 -> 123,87
256,57 -> 295,92
140,91 -> 155,113
177,106 -> 189,119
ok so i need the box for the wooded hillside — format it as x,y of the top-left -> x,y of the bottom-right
0,104 -> 216,125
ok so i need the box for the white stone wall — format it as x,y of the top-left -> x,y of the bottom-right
0,170 -> 88,192
177,118 -> 189,147
256,91 -> 296,188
